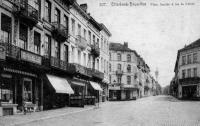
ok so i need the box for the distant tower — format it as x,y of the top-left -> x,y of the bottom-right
155,67 -> 159,82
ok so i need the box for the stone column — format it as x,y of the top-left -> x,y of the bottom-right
40,78 -> 43,111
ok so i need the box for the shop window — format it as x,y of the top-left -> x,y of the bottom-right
19,23 -> 28,49
0,77 -> 13,103
1,13 -> 11,43
23,79 -> 32,102
34,31 -> 41,54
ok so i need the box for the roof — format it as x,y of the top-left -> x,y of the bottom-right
100,23 -> 112,37
179,39 -> 200,52
109,42 -> 134,52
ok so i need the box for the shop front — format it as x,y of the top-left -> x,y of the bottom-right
109,86 -> 121,101
0,66 -> 43,116
87,81 -> 103,104
182,85 -> 197,99
43,74 -> 74,110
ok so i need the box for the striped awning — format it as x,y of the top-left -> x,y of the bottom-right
90,81 -> 103,91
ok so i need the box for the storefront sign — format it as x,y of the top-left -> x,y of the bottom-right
0,45 -> 6,60
21,50 -> 42,65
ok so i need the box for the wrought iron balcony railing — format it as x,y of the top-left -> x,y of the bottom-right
70,63 -> 92,77
52,22 -> 68,42
0,42 -> 20,59
91,44 -> 100,58
89,68 -> 104,80
13,1 -> 38,27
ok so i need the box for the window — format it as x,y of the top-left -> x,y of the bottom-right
88,31 -> 91,44
93,35 -> 95,45
194,68 -> 197,77
54,41 -> 60,58
83,53 -> 86,66
83,29 -> 86,39
64,45 -> 69,63
187,69 -> 191,78
109,53 -> 111,60
101,36 -> 103,49
127,76 -> 131,84
97,59 -> 99,70
1,14 -> 11,43
55,8 -> 60,23
71,46 -> 74,62
71,18 -> 75,36
78,24 -> 81,36
109,75 -> 112,83
127,54 -> 131,62
193,53 -> 197,63
78,50 -> 81,64
45,0 -> 51,22
109,63 -> 111,72
101,58 -> 103,71
117,53 -> 121,61
187,54 -> 191,64
19,23 -> 28,49
182,69 -> 186,79
117,76 -> 121,83
64,15 -> 68,28
97,38 -> 99,48
117,64 -> 121,71
23,79 -> 32,102
127,65 -> 131,73
34,0 -> 41,19
34,31 -> 41,54
44,34 -> 51,58
182,56 -> 186,65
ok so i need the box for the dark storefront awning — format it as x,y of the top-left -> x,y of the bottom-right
90,81 -> 103,91
46,74 -> 74,94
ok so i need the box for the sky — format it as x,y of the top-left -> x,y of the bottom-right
77,0 -> 200,87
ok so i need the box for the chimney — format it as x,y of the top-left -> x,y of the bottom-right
124,42 -> 128,48
80,4 -> 88,13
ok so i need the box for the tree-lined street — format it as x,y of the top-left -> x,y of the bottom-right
1,96 -> 200,126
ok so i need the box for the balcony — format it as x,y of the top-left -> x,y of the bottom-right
70,63 -> 92,77
89,68 -> 104,80
13,2 -> 38,27
0,42 -> 20,60
179,77 -> 200,85
52,22 -> 68,42
91,45 -> 100,58
76,35 -> 87,50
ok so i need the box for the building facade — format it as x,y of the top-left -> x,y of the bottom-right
109,42 -> 140,100
174,39 -> 200,99
0,0 -> 111,116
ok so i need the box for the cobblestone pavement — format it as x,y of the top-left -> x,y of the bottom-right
1,95 -> 200,126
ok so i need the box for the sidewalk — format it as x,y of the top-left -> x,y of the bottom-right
0,105 -> 96,126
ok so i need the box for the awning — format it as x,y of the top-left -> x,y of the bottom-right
90,81 -> 103,91
46,74 -> 74,94
71,80 -> 85,86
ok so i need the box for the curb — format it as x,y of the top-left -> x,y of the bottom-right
7,107 -> 94,126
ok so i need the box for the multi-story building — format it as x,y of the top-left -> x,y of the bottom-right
174,39 -> 200,99
0,0 -> 111,116
109,42 -> 140,100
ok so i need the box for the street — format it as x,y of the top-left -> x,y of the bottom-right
11,95 -> 200,126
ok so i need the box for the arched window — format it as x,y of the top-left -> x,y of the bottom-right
127,54 -> 131,62
127,76 -> 131,84
127,65 -> 131,73
117,64 -> 121,71
117,53 -> 121,61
